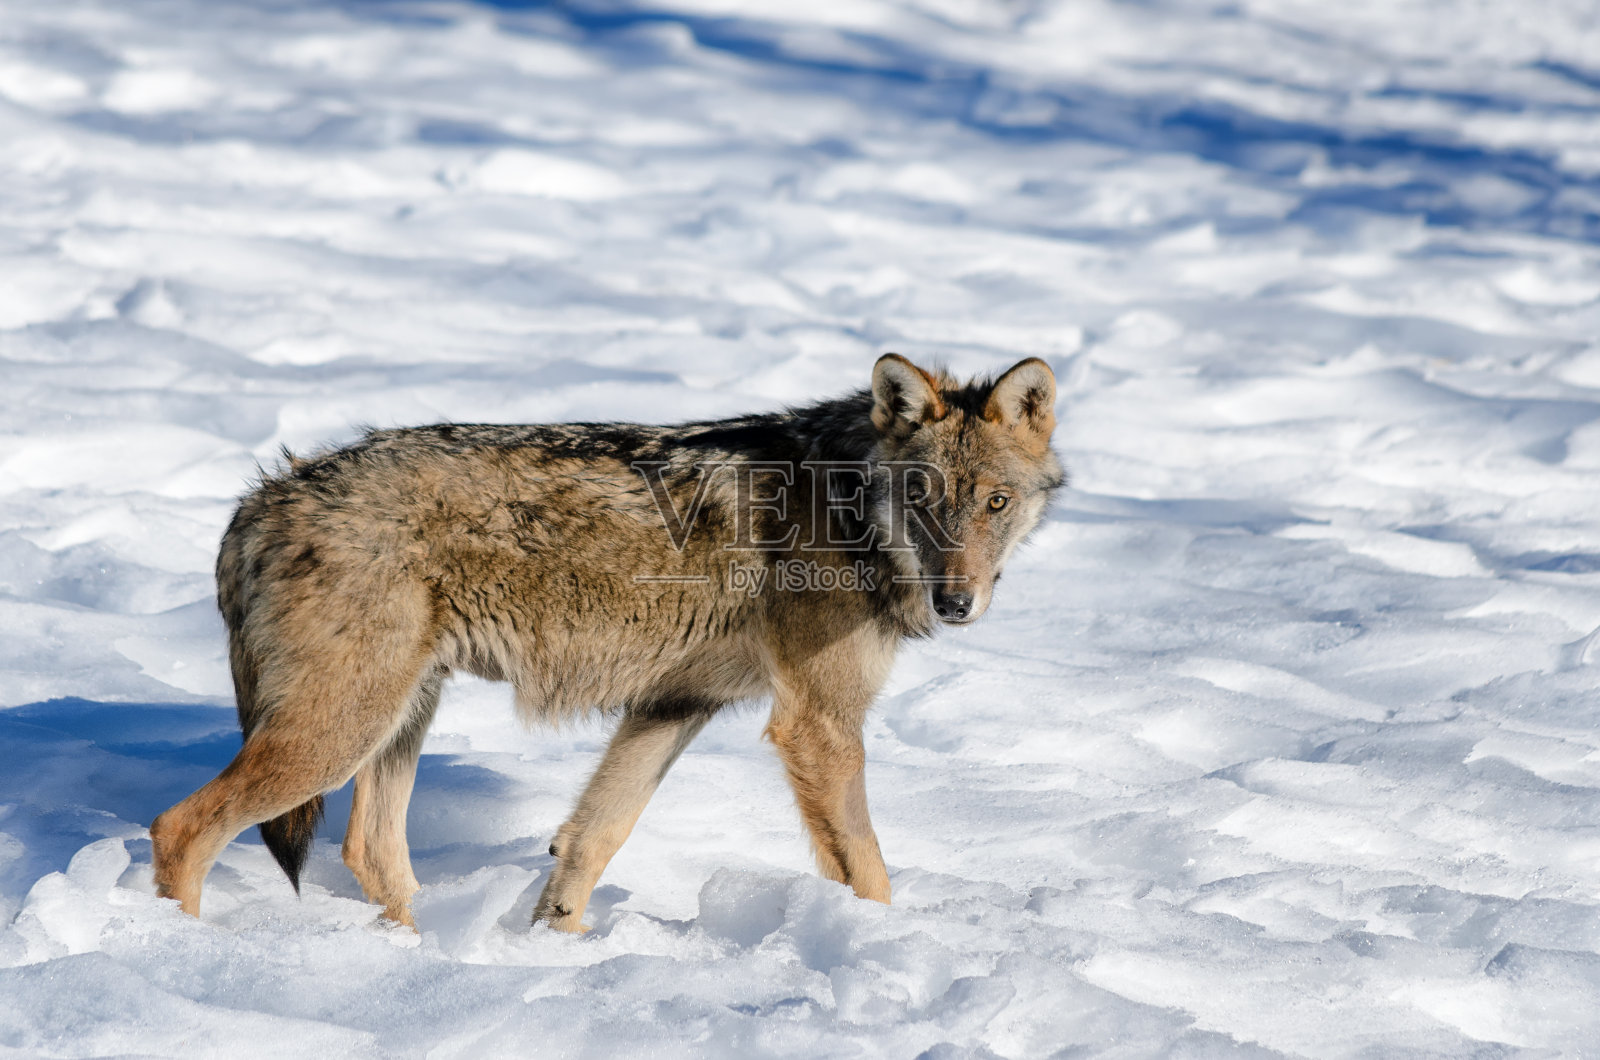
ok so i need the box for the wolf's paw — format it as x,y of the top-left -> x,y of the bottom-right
370,914 -> 422,947
538,915 -> 591,935
532,898 -> 590,934
377,902 -> 418,932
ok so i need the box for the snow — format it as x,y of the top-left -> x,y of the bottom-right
3,0 -> 1600,1053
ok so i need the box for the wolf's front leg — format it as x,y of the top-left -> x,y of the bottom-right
765,632 -> 895,904
533,708 -> 710,933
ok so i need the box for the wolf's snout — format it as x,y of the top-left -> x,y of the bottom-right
932,589 -> 974,623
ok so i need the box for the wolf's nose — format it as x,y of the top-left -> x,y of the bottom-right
933,590 -> 973,621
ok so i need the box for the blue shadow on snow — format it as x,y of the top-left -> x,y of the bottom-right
0,698 -> 519,901
335,0 -> 1600,244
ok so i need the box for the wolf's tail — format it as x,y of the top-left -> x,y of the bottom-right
258,797 -> 325,893
218,492 -> 326,895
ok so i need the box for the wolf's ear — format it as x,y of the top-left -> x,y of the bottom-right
985,358 -> 1056,445
872,353 -> 946,434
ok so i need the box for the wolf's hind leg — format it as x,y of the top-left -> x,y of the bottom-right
151,601 -> 436,918
151,703 -> 411,918
342,668 -> 443,928
533,707 -> 711,933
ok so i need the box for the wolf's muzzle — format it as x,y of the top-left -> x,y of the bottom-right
932,589 -> 974,623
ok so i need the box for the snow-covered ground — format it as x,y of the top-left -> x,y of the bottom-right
4,0 -> 1600,1054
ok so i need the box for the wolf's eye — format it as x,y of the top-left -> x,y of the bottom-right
988,494 -> 1009,512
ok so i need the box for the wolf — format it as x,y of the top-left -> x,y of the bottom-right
149,354 -> 1063,932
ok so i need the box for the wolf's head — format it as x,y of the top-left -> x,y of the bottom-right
869,354 -> 1065,627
